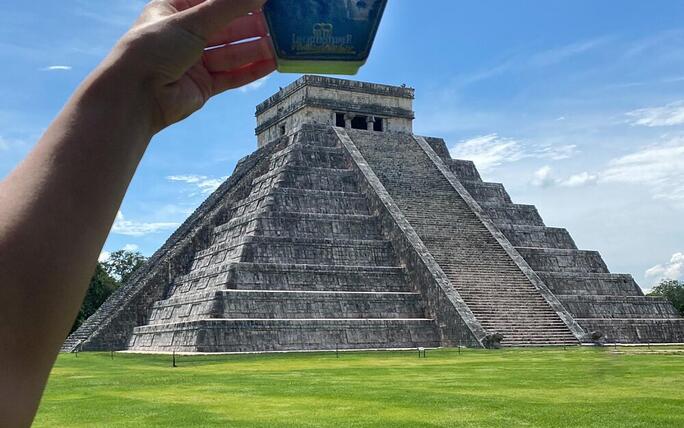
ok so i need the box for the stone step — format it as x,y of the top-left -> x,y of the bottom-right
148,290 -> 426,325
229,188 -> 371,219
478,319 -> 574,327
237,188 -> 372,216
500,336 -> 579,343
128,319 -> 441,353
169,263 -> 412,296
537,272 -> 643,296
149,291 -> 218,325
455,285 -> 552,293
446,159 -> 482,181
459,180 -> 513,205
462,297 -> 560,306
295,126 -> 343,148
468,305 -> 565,313
422,137 -> 452,161
287,146 -> 349,169
576,318 -> 684,343
191,236 -> 398,269
212,211 -> 382,243
252,166 -> 358,193
497,332 -> 577,337
501,342 -> 579,347
242,236 -> 397,266
517,248 -> 609,274
480,328 -> 575,337
278,167 -> 357,192
270,143 -> 348,170
478,202 -> 545,227
468,306 -> 568,315
497,225 -> 577,250
485,326 -> 579,335
471,315 -> 567,323
457,294 -> 555,301
490,335 -> 578,343
557,295 -> 681,319
488,336 -> 576,344
250,213 -> 382,240
229,263 -> 410,289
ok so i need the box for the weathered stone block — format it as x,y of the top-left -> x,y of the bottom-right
460,181 -> 513,205
517,248 -> 609,274
538,272 -> 642,296
501,225 -> 577,249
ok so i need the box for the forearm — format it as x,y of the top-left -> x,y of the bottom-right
0,1 -> 272,425
0,55 -> 156,426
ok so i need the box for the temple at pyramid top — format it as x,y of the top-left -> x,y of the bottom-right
255,75 -> 416,147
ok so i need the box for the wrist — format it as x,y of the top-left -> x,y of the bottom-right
80,44 -> 163,139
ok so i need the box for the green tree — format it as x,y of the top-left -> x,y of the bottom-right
70,250 -> 147,333
648,279 -> 684,316
70,263 -> 119,333
103,250 -> 147,283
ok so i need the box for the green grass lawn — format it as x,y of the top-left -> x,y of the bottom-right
35,347 -> 683,427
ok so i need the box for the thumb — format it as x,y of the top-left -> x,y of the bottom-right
176,0 -> 269,41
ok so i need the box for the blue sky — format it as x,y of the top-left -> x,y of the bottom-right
1,1 -> 683,290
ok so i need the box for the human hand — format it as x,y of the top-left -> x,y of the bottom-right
110,0 -> 276,132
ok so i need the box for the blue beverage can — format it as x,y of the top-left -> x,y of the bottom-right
263,0 -> 388,75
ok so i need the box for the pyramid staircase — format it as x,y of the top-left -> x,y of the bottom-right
127,128 -> 441,352
428,136 -> 684,344
345,129 -> 580,346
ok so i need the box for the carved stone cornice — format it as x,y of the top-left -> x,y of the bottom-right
256,75 -> 415,115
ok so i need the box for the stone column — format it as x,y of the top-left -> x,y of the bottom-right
366,116 -> 376,131
344,113 -> 354,129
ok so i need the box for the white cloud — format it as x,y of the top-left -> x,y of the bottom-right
531,166 -> 599,188
99,244 -> 140,262
531,166 -> 556,188
112,211 -> 179,237
562,172 -> 599,188
122,244 -> 140,252
531,138 -> 683,199
451,134 -> 577,172
536,144 -> 578,161
167,175 -> 227,195
239,76 -> 270,93
645,252 -> 684,284
529,37 -> 610,68
42,65 -> 72,71
627,101 -> 684,127
623,29 -> 684,59
98,251 -> 111,262
455,37 -> 610,86
601,138 -> 684,201
451,134 -> 523,172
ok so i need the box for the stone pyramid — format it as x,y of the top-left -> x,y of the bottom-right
63,76 -> 683,353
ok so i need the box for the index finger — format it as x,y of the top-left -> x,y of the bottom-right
207,12 -> 268,46
176,0 -> 268,40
